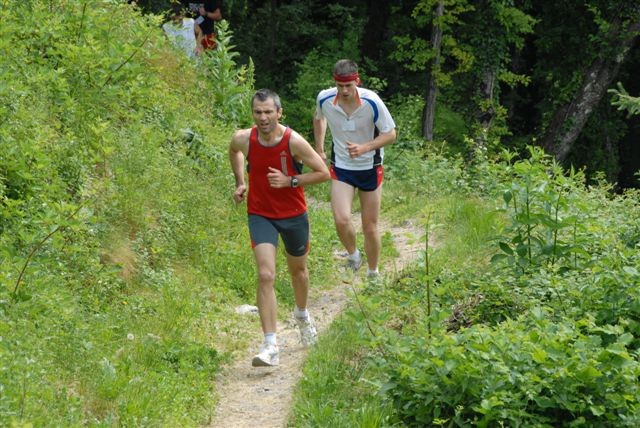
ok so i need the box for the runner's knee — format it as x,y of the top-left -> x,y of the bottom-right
257,268 -> 276,285
362,220 -> 378,236
334,213 -> 352,229
290,266 -> 309,284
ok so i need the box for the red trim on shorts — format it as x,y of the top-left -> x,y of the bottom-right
377,165 -> 384,187
201,33 -> 217,50
329,164 -> 338,180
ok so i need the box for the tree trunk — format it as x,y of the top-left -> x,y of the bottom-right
362,0 -> 390,62
541,18 -> 640,161
475,68 -> 497,148
266,0 -> 279,75
422,1 -> 444,141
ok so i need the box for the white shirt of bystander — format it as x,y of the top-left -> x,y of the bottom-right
162,17 -> 198,59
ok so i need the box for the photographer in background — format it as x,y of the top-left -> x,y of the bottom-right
186,1 -> 222,51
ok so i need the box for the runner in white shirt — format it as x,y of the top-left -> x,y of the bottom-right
314,59 -> 396,279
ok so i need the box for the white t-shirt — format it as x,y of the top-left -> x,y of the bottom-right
315,87 -> 396,170
162,18 -> 197,59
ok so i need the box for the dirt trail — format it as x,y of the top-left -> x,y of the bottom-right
207,215 -> 427,428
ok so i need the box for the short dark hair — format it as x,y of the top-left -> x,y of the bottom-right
169,3 -> 185,18
252,89 -> 282,110
333,59 -> 358,76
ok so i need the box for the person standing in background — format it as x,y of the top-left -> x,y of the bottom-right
313,59 -> 396,279
187,1 -> 222,51
162,3 -> 202,59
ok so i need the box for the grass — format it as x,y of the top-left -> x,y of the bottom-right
1,174 -> 340,427
290,312 -> 393,428
288,149 -> 505,426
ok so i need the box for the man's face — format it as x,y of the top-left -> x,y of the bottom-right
252,98 -> 281,134
336,80 -> 358,101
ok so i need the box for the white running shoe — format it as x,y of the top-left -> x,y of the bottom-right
251,343 -> 279,367
346,255 -> 362,272
295,316 -> 318,347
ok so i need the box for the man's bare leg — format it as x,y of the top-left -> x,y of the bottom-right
359,185 -> 382,271
253,243 -> 278,334
330,179 -> 357,254
286,252 -> 309,310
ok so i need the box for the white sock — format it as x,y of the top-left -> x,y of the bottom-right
264,332 -> 277,346
367,268 -> 379,276
294,306 -> 309,320
347,249 -> 361,261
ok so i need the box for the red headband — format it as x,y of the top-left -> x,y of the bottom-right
333,72 -> 360,83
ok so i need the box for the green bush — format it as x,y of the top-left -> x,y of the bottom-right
387,94 -> 469,154
382,148 -> 640,427
384,315 -> 640,427
286,49 -> 337,137
490,147 -> 593,273
292,145 -> 640,427
198,20 -> 255,127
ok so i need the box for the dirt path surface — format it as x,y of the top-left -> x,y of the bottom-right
207,215 -> 428,428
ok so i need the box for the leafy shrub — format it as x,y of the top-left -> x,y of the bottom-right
286,49 -> 337,137
491,147 -> 592,273
387,94 -> 469,153
384,315 -> 640,427
380,145 -> 640,427
198,20 -> 255,127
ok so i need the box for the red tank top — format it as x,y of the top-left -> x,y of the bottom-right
247,126 -> 307,218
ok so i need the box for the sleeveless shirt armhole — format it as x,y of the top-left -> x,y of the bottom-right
246,126 -> 258,173
284,127 -> 304,174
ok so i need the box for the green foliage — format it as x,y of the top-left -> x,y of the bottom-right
527,0 -> 640,180
198,20 -> 255,127
384,315 -> 640,427
285,49 -> 337,137
292,143 -> 640,426
0,0 -> 292,425
492,147 -> 589,273
284,4 -> 366,135
230,1 -> 365,92
393,0 -> 475,81
610,82 -> 640,117
387,94 -> 468,153
392,0 -> 535,143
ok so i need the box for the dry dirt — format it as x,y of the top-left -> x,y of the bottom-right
206,214 -> 429,428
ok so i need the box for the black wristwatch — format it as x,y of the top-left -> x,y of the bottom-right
290,176 -> 299,188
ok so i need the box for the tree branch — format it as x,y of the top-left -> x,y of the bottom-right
13,199 -> 91,297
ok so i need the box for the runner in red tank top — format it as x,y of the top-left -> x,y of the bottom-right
246,126 -> 307,219
229,89 -> 330,367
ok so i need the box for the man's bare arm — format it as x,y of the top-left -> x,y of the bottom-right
229,130 -> 249,202
313,114 -> 328,161
266,132 -> 330,188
